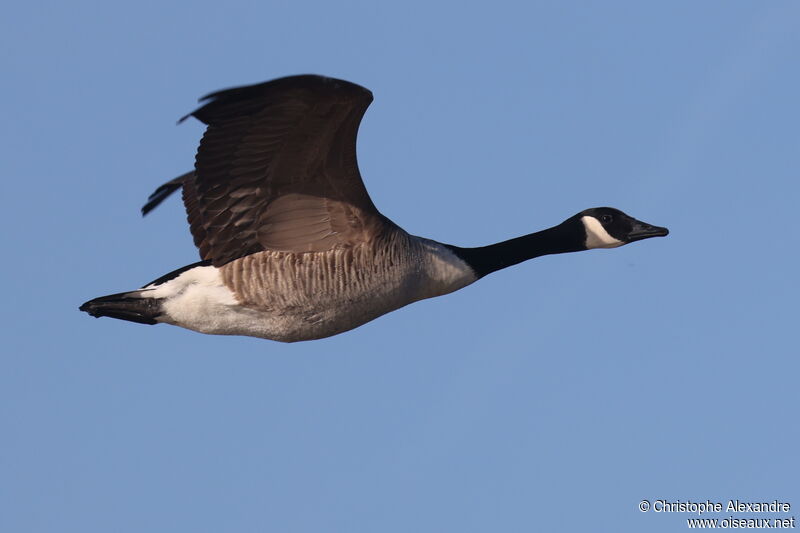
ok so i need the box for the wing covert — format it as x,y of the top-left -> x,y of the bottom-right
179,75 -> 383,266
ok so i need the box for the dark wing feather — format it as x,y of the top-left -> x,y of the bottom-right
177,75 -> 383,266
141,171 -> 193,215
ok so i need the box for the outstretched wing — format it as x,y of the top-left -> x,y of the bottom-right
146,75 -> 385,267
141,171 -> 192,216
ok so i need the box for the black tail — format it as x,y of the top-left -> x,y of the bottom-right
79,291 -> 163,325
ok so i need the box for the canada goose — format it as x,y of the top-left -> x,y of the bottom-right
80,75 -> 668,342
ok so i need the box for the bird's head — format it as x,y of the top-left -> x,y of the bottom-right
574,207 -> 669,249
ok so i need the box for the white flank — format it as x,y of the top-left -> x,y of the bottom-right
581,216 -> 624,249
130,234 -> 479,342
140,265 -> 245,335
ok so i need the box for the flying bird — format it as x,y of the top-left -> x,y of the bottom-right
80,75 -> 668,342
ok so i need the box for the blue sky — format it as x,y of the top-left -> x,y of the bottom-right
2,1 -> 798,532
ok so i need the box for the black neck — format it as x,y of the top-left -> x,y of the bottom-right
446,221 -> 585,278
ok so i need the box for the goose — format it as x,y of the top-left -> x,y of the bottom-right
80,75 -> 668,343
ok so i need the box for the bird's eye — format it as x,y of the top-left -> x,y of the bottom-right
601,214 -> 613,224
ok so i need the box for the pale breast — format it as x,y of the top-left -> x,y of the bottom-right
217,229 -> 477,341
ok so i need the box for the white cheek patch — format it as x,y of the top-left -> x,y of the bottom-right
581,216 -> 625,249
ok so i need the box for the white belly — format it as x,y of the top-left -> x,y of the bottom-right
143,236 -> 476,342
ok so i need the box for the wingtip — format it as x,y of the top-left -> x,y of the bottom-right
141,191 -> 162,216
140,173 -> 188,216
